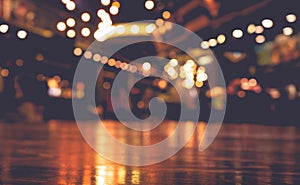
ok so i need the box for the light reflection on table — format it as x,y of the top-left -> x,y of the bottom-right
0,120 -> 300,185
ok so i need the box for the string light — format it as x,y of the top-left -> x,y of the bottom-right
262,19 -> 273,28
232,29 -> 243,39
0,24 -> 9,33
81,27 -> 91,37
73,48 -> 83,56
101,0 -> 110,6
283,27 -> 293,36
131,25 -> 140,34
145,0 -> 155,10
17,30 -> 27,39
255,35 -> 266,44
286,14 -> 297,23
255,26 -> 264,34
109,6 -> 119,15
56,22 -> 66,31
217,34 -> 226,44
81,12 -> 91,22
162,11 -> 171,19
66,29 -> 76,38
66,18 -> 76,27
66,1 -> 76,11
142,62 -> 151,71
247,24 -> 256,34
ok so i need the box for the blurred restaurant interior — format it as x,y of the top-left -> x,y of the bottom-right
1,0 -> 300,184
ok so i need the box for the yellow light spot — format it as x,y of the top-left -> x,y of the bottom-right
247,24 -> 256,34
208,38 -> 217,47
195,81 -> 203,88
217,34 -> 226,44
66,29 -> 76,38
112,1 -> 120,8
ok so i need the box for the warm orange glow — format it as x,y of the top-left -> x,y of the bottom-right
237,91 -> 246,98
155,18 -> 164,26
248,78 -> 257,87
101,56 -> 108,64
162,11 -> 171,19
84,51 -> 93,59
256,35 -> 266,44
36,54 -> 44,62
16,59 -> 24,67
255,26 -> 264,34
112,1 -> 120,8
1,69 -> 9,77
93,54 -> 101,62
108,58 -> 116,66
158,80 -> 168,89
73,48 -> 82,56
103,82 -> 111,90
